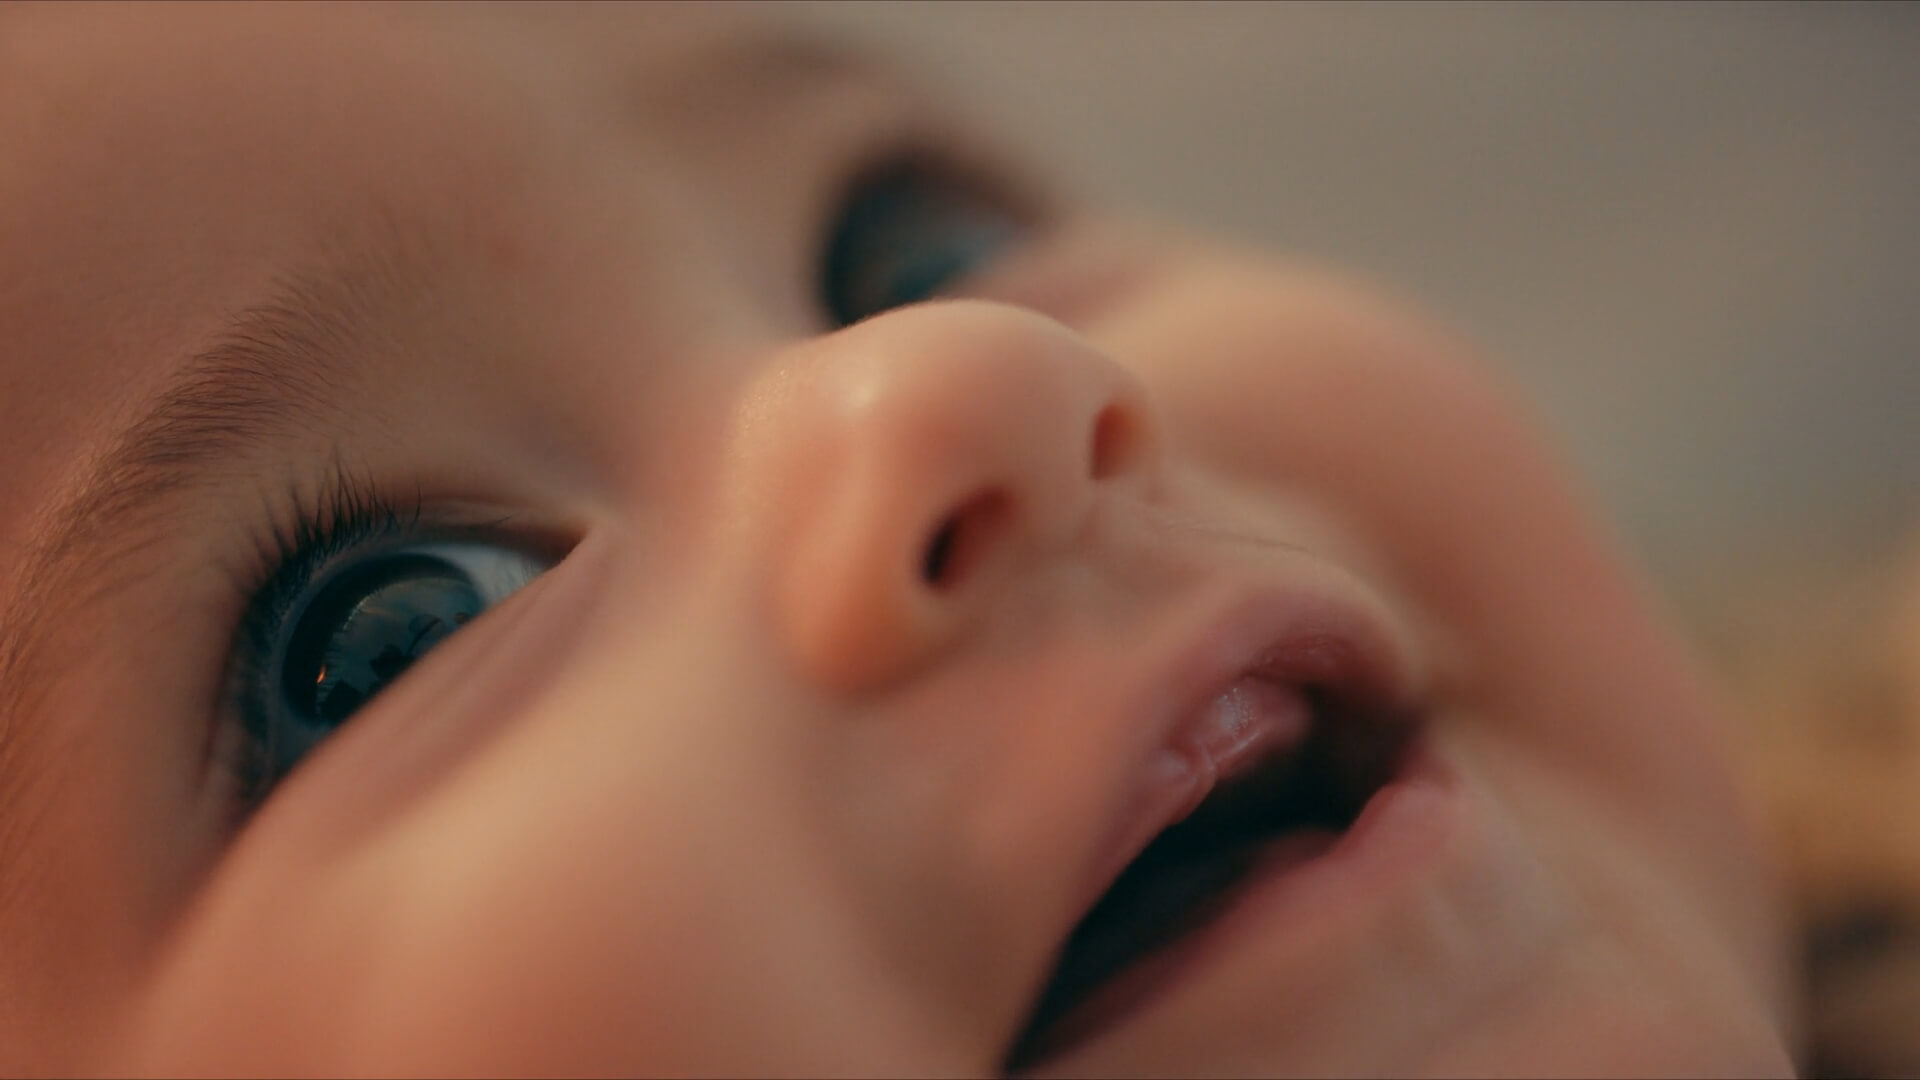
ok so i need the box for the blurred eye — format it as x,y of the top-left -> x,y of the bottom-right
819,161 -> 1028,327
243,542 -> 546,788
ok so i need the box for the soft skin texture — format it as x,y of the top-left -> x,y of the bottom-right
0,4 -> 1792,1076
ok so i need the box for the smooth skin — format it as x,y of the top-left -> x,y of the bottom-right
0,4 -> 1793,1075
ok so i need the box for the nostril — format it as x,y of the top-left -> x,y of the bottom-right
921,490 -> 1010,589
1089,404 -> 1140,481
922,519 -> 959,585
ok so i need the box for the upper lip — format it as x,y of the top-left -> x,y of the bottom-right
1048,568 -> 1423,995
1006,572 -> 1428,1060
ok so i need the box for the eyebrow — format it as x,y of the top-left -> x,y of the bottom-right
0,231 -> 421,738
0,23 -> 902,809
675,26 -> 910,102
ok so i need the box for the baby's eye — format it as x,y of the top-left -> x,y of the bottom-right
819,160 -> 1029,327
236,541 -> 546,796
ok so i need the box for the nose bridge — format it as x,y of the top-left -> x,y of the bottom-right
755,300 -> 1159,693
838,305 -> 1120,534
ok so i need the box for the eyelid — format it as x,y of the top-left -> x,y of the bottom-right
820,139 -> 1057,253
816,147 -> 1052,328
225,467 -> 569,626
213,468 -> 571,807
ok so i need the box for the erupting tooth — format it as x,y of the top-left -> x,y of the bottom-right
1166,676 -> 1317,820
1096,678 -> 1315,900
1174,676 -> 1313,810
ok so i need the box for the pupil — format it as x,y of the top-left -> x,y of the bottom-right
282,554 -> 483,728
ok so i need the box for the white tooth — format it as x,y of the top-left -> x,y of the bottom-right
1212,680 -> 1255,739
1112,679 -> 1313,886
1191,677 -> 1312,781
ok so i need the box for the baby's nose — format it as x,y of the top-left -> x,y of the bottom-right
733,300 -> 1163,693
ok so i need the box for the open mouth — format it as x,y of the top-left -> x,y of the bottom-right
1002,677 -> 1419,1072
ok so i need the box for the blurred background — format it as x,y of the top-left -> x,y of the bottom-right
776,1 -> 1919,634
775,4 -> 1920,1072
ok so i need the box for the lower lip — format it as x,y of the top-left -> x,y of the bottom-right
1023,738 -> 1463,1069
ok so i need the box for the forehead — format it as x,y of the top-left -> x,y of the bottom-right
4,3 -> 758,112
2,4 -> 736,209
0,3 -> 909,549
0,3 -> 843,297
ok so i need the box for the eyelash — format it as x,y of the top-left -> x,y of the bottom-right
209,154 -> 1034,811
219,468 -> 423,806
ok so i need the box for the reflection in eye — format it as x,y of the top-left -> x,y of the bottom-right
819,162 -> 1028,327
244,542 -> 546,791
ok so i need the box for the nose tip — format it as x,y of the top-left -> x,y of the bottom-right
763,300 -> 1161,692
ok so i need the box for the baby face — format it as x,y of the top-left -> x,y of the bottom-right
0,5 -> 1792,1075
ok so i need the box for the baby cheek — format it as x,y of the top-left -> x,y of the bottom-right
1087,259 -> 1602,614
1090,258 -> 1743,816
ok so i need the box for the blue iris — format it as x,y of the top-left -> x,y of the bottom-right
820,165 -> 1026,327
257,542 -> 545,782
